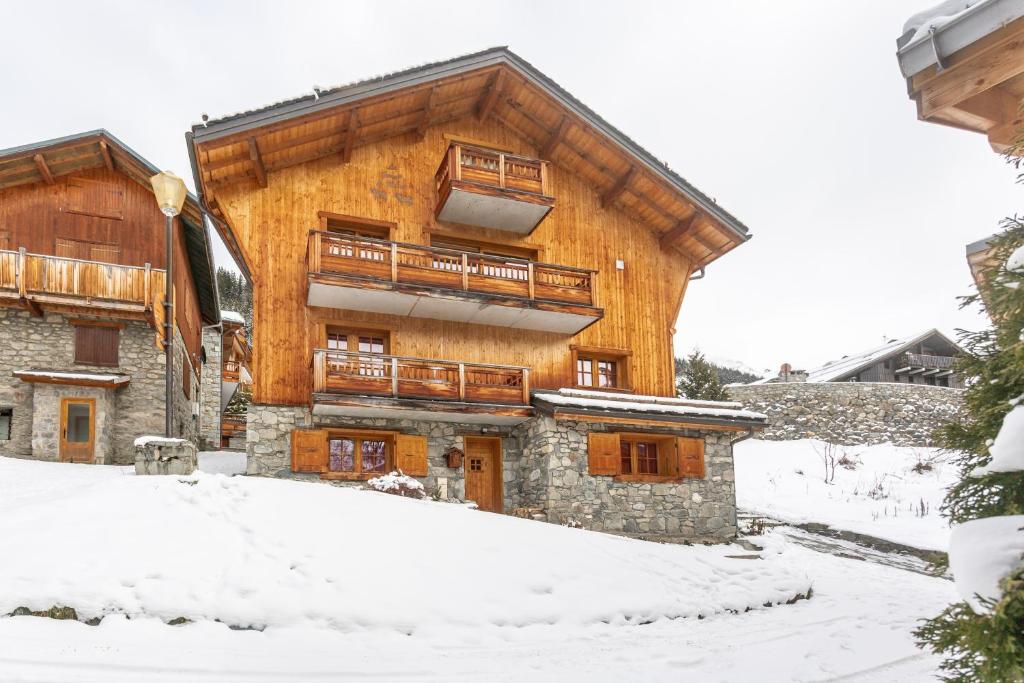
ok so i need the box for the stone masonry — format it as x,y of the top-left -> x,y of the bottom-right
0,308 -> 204,464
727,382 -> 965,447
247,403 -> 742,542
198,325 -> 222,449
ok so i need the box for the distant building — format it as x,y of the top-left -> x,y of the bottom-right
754,329 -> 964,389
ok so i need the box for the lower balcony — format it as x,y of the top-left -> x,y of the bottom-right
0,248 -> 165,321
311,349 -> 534,425
306,232 -> 602,334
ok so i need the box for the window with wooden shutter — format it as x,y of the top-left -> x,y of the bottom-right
55,237 -> 121,263
677,437 -> 706,479
587,432 -> 621,475
73,324 -> 119,366
65,177 -> 124,220
291,429 -> 328,472
395,434 -> 428,476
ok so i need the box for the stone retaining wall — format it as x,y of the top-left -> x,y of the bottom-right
727,382 -> 964,447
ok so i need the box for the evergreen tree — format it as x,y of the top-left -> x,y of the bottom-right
677,351 -> 728,401
914,216 -> 1024,681
216,267 -> 252,336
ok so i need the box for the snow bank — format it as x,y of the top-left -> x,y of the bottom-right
366,471 -> 425,497
972,404 -> 1024,475
133,436 -> 186,447
735,439 -> 955,550
0,457 -> 810,632
949,515 -> 1024,612
197,451 -> 247,476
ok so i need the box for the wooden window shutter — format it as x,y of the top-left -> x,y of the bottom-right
587,432 -> 621,476
395,434 -> 428,476
291,429 -> 328,472
662,438 -> 680,478
74,325 -> 119,366
677,437 -> 706,478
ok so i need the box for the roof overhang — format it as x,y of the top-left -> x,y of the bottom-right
13,370 -> 131,389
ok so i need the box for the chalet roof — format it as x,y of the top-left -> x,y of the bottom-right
187,47 -> 752,273
750,329 -> 962,384
0,130 -> 220,325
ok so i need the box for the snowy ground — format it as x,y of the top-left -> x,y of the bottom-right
0,456 -> 957,681
735,439 -> 956,551
196,450 -> 247,476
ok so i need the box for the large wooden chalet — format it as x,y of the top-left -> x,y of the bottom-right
187,48 -> 765,540
0,131 -> 220,464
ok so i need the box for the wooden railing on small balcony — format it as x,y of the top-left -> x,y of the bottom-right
435,143 -> 551,198
0,248 -> 166,312
223,360 -> 241,383
308,232 -> 597,307
901,353 -> 956,370
312,349 -> 530,405
221,413 -> 246,438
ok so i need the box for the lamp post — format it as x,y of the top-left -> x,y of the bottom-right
150,171 -> 187,437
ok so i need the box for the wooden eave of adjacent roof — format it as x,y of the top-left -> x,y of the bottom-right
902,15 -> 1024,154
0,130 -> 220,324
187,48 -> 752,273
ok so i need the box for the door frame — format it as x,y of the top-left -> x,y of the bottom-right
464,435 -> 503,513
59,397 -> 96,463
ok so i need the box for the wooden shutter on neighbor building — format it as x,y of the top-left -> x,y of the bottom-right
587,432 -> 620,476
677,437 -> 706,478
395,434 -> 428,476
291,429 -> 327,473
74,324 -> 119,366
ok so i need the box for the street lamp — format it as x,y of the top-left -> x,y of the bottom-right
150,171 -> 187,437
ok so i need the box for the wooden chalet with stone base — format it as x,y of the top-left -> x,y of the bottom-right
0,131 -> 221,464
187,48 -> 764,541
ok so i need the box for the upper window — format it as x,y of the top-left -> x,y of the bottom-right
64,177 -> 124,220
576,355 -> 622,389
73,323 -> 119,366
319,212 -> 393,240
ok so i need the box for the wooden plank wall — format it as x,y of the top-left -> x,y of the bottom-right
0,167 -> 203,365
215,118 -> 695,404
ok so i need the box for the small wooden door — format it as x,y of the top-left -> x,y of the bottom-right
464,436 -> 502,513
60,398 -> 95,463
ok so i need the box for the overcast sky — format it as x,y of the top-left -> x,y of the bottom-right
2,1 -> 1015,377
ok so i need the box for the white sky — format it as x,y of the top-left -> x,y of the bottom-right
2,1 -> 1014,376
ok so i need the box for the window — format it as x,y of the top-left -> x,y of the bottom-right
73,323 -> 119,366
320,212 -> 393,240
64,177 -> 125,220
589,433 -> 705,480
326,327 -> 389,377
328,436 -> 389,475
0,408 -> 11,440
619,438 -> 661,476
572,347 -> 630,390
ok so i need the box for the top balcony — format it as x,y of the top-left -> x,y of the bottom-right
898,353 -> 956,372
307,231 -> 602,334
434,143 -> 554,234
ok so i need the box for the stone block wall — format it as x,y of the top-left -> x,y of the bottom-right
0,308 -> 205,464
30,384 -> 116,464
199,325 -> 222,449
511,416 -> 740,542
727,382 -> 965,447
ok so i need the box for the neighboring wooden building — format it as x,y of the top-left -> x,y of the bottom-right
187,48 -> 765,541
0,130 -> 220,463
220,310 -> 251,447
753,329 -> 964,388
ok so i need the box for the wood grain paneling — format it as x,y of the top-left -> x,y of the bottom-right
215,117 -> 695,404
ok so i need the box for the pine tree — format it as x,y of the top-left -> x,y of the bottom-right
914,216 -> 1024,681
216,267 -> 252,336
677,351 -> 727,401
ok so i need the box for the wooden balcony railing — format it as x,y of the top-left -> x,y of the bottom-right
901,353 -> 956,370
221,413 -> 246,438
0,248 -> 165,312
435,143 -> 551,199
308,231 -> 597,307
223,360 -> 241,383
312,349 -> 530,405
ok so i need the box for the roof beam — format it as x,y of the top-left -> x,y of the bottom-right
660,211 -> 700,251
540,115 -> 571,159
601,166 -> 636,209
99,140 -> 115,172
476,70 -> 505,122
248,138 -> 267,188
341,109 -> 359,163
415,87 -> 437,140
32,154 -> 54,185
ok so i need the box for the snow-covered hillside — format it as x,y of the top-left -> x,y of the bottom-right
735,439 -> 955,551
0,457 -> 809,630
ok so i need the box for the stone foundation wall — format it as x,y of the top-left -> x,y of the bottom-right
198,326 -> 222,449
727,382 -> 965,447
511,416 -> 740,542
0,308 -> 205,464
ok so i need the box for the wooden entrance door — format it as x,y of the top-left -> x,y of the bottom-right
464,436 -> 502,513
60,398 -> 95,463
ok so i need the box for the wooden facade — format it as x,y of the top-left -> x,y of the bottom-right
189,49 -> 752,409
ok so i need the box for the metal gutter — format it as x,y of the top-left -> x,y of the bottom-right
189,48 -> 752,243
896,0 -> 1024,78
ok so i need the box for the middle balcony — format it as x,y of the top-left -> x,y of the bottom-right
306,231 -> 603,334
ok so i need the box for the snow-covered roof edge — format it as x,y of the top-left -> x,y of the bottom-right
532,389 -> 766,427
221,310 -> 245,324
